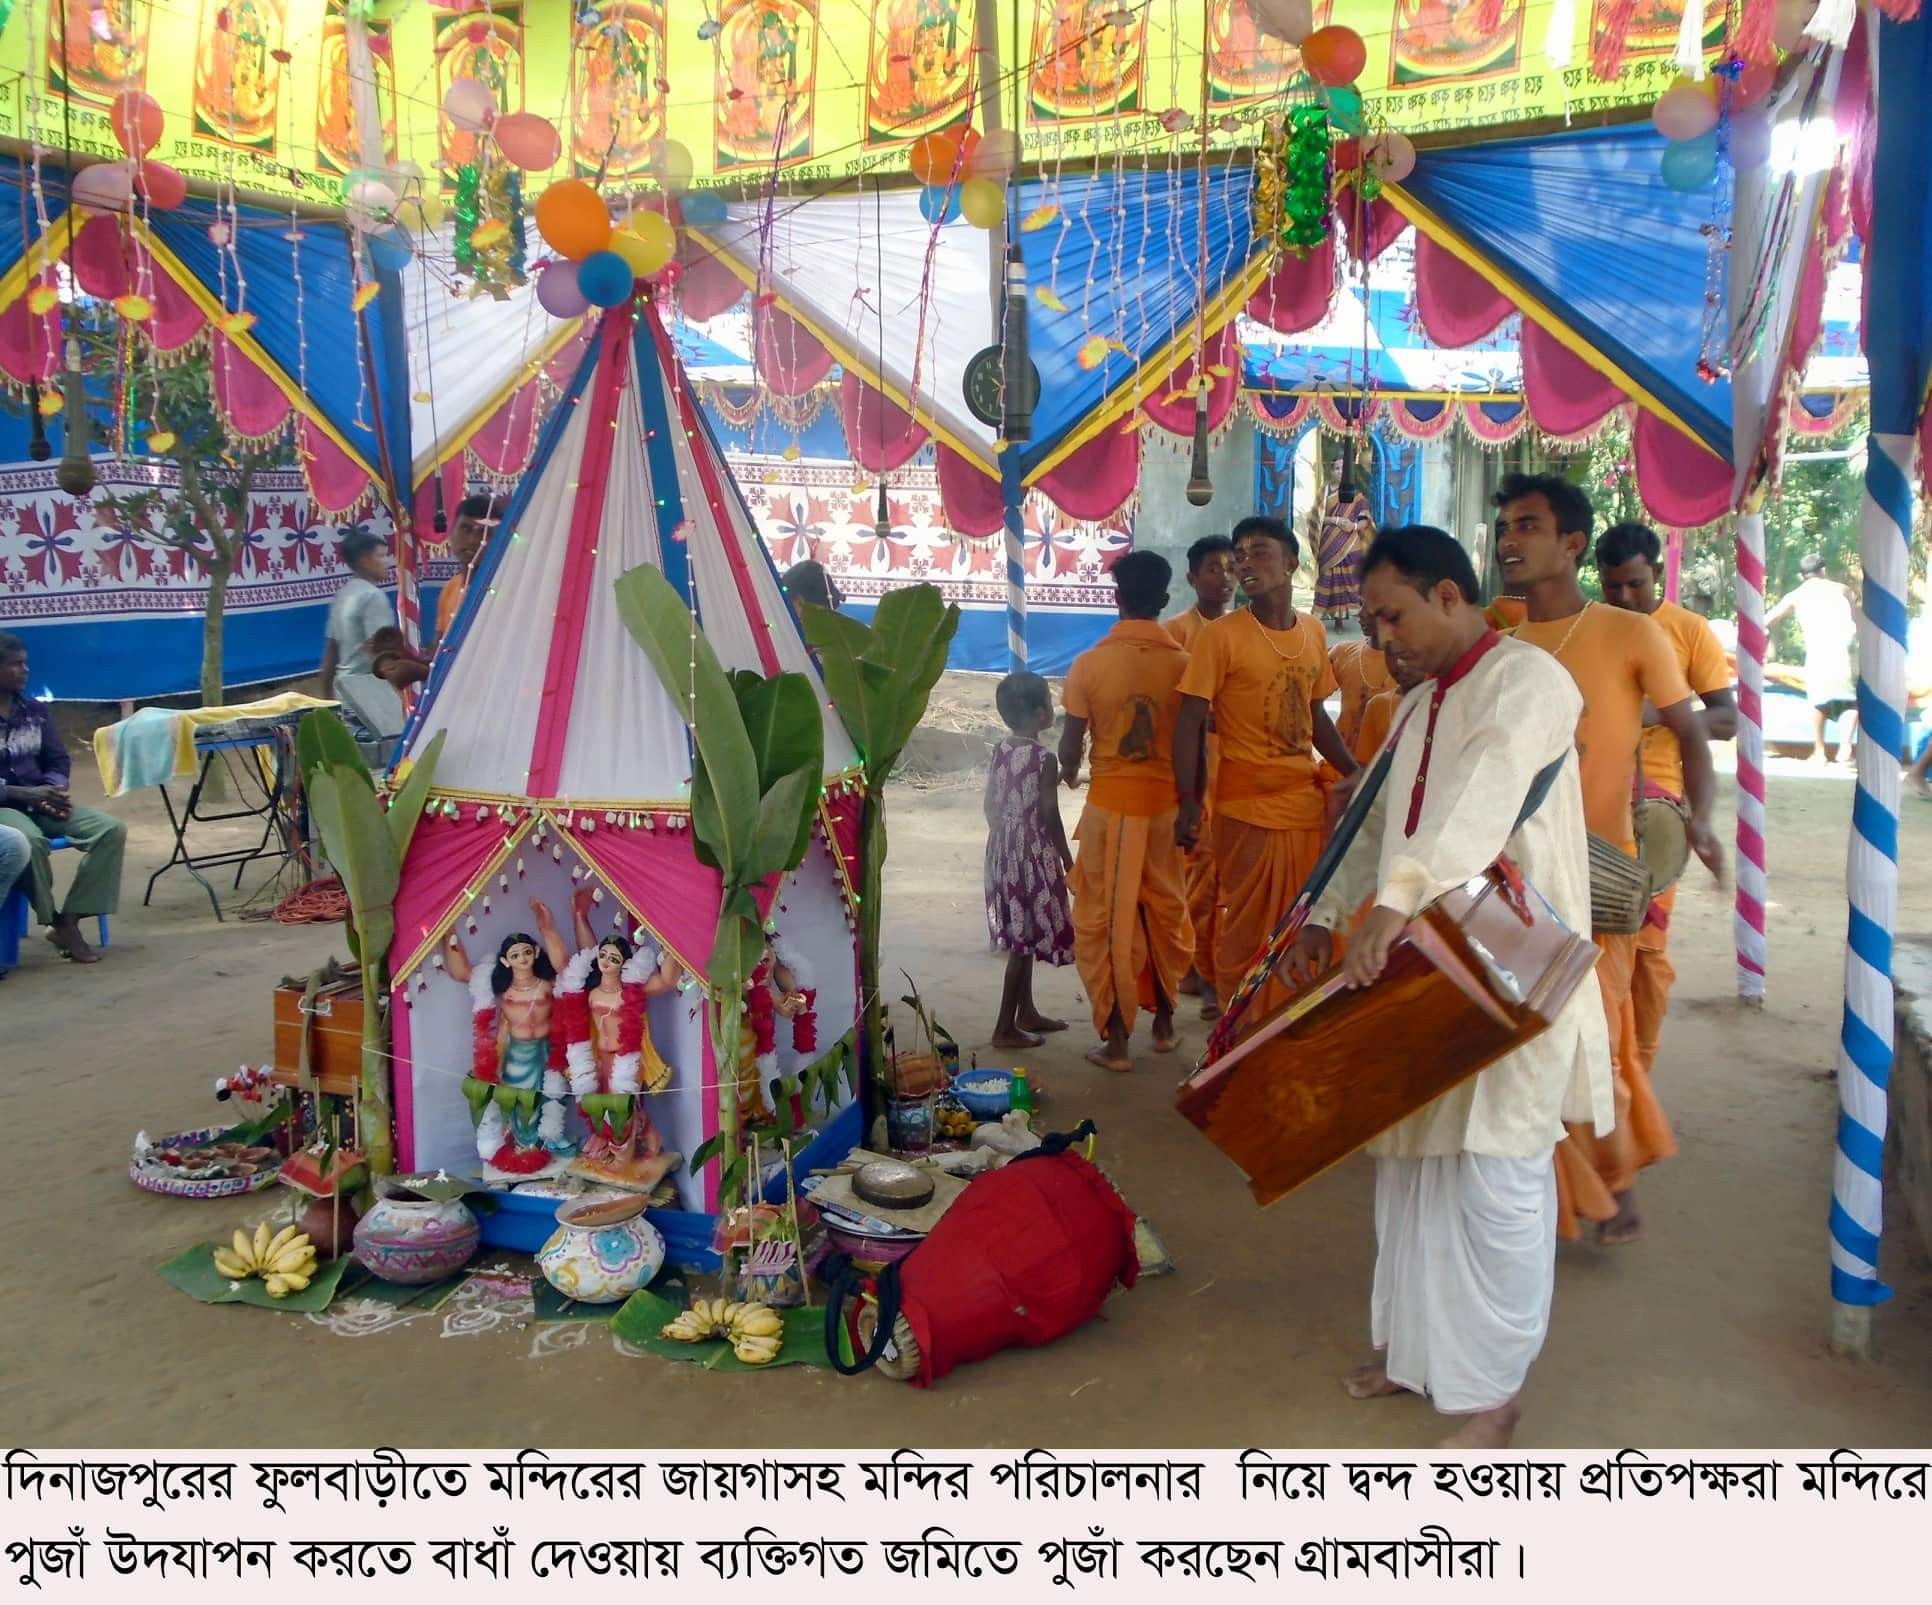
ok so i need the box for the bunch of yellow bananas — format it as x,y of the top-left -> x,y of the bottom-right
212,1222 -> 319,1299
660,1297 -> 785,1364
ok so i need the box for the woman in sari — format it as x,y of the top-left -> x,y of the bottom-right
1313,476 -> 1370,623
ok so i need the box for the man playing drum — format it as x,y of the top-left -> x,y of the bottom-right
1283,526 -> 1614,1448
1494,475 -> 1724,1248
1595,522 -> 1738,1086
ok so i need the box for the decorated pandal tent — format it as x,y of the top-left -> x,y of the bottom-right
386,296 -> 863,1231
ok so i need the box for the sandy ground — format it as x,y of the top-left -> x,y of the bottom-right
3,685 -> 1930,1450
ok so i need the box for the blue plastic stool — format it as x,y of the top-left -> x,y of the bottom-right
0,837 -> 109,971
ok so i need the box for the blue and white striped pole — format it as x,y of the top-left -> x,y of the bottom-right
1831,431 -> 1913,1351
1001,451 -> 1027,673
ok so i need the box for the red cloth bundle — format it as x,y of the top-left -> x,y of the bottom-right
748,977 -> 777,1057
618,981 -> 647,1056
471,1007 -> 500,1082
551,987 -> 590,1060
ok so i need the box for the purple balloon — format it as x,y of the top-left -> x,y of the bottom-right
537,259 -> 589,318
1727,110 -> 1774,172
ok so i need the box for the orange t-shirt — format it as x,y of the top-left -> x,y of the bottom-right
1513,602 -> 1691,850
1061,619 -> 1191,817
1330,639 -> 1395,755
1176,608 -> 1337,830
1353,684 -> 1404,764
1164,606 -> 1212,650
1640,600 -> 1731,798
435,565 -> 469,642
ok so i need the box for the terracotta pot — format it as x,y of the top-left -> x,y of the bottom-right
536,1193 -> 665,1304
298,1194 -> 363,1261
352,1185 -> 479,1285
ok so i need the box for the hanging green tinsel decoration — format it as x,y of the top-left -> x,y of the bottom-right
452,162 -> 483,277
1280,105 -> 1332,254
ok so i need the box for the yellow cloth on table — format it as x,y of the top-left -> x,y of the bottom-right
91,692 -> 339,796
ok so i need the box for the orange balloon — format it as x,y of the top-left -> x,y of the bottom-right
953,126 -> 982,169
907,129 -> 964,186
1302,25 -> 1367,87
534,179 -> 611,260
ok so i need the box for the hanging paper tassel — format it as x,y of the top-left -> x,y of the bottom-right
1674,0 -> 1708,78
1804,0 -> 1858,47
1544,0 -> 1576,71
1591,0 -> 1640,79
1733,0 -> 1778,63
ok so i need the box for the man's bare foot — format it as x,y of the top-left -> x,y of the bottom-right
1597,1191 -> 1642,1246
1084,1045 -> 1133,1074
1151,1014 -> 1179,1053
1178,970 -> 1202,997
1439,1399 -> 1521,1449
1343,1360 -> 1412,1400
991,1027 -> 1044,1051
1017,1012 -> 1067,1034
1198,984 -> 1221,1021
46,922 -> 100,964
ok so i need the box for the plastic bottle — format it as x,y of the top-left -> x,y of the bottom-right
1009,1065 -> 1034,1118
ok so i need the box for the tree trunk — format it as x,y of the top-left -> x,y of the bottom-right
201,554 -> 230,709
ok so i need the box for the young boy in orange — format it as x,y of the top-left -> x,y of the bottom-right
1060,551 -> 1194,1073
1595,521 -> 1737,1084
1167,535 -> 1237,1018
1175,516 -> 1358,1019
1494,474 -> 1724,1246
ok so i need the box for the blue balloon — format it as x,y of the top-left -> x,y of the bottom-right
366,227 -> 414,274
919,184 -> 961,225
1660,134 -> 1718,193
577,249 -> 635,308
1325,87 -> 1365,137
682,190 -> 728,227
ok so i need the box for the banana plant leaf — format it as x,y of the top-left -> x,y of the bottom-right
385,729 -> 447,861
744,766 -> 818,886
609,1288 -> 828,1370
730,671 -> 824,869
158,1244 -> 353,1314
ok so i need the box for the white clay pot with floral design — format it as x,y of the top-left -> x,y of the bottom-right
536,1192 -> 665,1303
352,1178 -> 481,1285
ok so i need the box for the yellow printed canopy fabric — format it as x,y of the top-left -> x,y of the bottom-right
0,1 -> 1704,203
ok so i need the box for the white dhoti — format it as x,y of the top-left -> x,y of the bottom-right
1370,1147 -> 1557,1415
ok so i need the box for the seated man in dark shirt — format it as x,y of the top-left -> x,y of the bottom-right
0,632 -> 126,965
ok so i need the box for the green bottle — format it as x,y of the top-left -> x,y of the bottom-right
1009,1066 -> 1034,1118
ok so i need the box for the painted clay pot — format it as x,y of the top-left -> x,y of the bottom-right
536,1192 -> 665,1303
298,1193 -> 363,1261
352,1184 -> 479,1285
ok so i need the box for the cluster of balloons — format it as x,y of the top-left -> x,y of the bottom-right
908,124 -> 1017,231
72,89 -> 187,212
534,178 -> 681,316
1653,61 -> 1778,193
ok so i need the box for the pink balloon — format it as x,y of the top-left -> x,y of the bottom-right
494,111 -> 561,171
1366,131 -> 1417,184
1652,84 -> 1720,141
443,78 -> 496,133
72,162 -> 135,210
536,260 -> 589,318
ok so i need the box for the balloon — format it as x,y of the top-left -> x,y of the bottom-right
1325,86 -> 1365,135
908,129 -> 963,186
1773,0 -> 1817,52
536,259 -> 590,318
959,176 -> 1005,229
72,163 -> 134,210
1366,130 -> 1417,184
367,228 -> 415,273
1652,82 -> 1720,141
1732,61 -> 1777,109
1727,109 -> 1774,170
615,209 -> 677,275
577,249 -> 635,308
1660,135 -> 1719,192
969,127 -> 1021,180
1302,25 -> 1367,87
918,184 -> 961,225
110,89 -> 163,157
134,161 -> 187,210
535,179 -> 611,259
443,77 -> 497,132
346,175 -> 398,215
682,189 -> 728,227
1252,0 -> 1315,44
953,127 -> 982,171
650,138 -> 695,194
494,111 -> 561,171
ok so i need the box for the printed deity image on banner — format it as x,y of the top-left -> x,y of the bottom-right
436,3 -> 526,175
714,0 -> 820,173
1588,0 -> 1724,65
45,0 -> 150,103
317,3 -> 398,175
193,0 -> 286,152
866,0 -> 976,148
571,2 -> 667,179
1029,0 -> 1146,123
1207,0 -> 1333,106
1390,0 -> 1525,88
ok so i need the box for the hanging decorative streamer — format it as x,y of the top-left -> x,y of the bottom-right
1732,0 -> 1778,63
1281,107 -> 1333,252
1674,0 -> 1709,78
1543,0 -> 1576,70
1591,0 -> 1641,80
1804,0 -> 1858,47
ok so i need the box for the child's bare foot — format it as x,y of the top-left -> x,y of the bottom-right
991,1027 -> 1044,1051
1017,1011 -> 1067,1033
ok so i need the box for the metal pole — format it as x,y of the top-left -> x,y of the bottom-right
1732,501 -> 1769,1003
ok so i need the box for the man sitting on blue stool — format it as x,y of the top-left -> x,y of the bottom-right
0,632 -> 125,966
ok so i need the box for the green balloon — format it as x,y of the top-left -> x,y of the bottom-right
1326,88 -> 1365,137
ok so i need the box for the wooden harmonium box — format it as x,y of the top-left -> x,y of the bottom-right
271,977 -> 365,1098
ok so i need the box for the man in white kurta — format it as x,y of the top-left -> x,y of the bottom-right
1285,525 -> 1614,1448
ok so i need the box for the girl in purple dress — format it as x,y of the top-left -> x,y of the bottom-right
983,672 -> 1074,1049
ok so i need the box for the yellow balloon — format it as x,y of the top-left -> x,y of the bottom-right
652,139 -> 695,196
960,177 -> 1006,230
615,210 -> 677,276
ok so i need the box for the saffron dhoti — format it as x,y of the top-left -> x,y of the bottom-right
1069,804 -> 1193,1040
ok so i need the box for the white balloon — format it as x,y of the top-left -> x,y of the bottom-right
443,78 -> 496,134
1366,131 -> 1417,184
347,178 -> 398,215
1253,0 -> 1316,45
72,162 -> 134,210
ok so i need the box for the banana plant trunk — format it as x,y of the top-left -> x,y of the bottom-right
359,959 -> 393,1176
713,977 -> 743,1214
